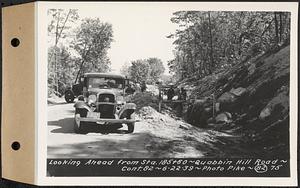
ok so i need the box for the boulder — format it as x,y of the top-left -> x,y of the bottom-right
217,92 -> 237,111
248,63 -> 256,75
186,100 -> 212,127
215,112 -> 232,123
230,87 -> 247,97
259,107 -> 271,120
218,92 -> 236,103
207,117 -> 214,124
259,89 -> 289,120
215,102 -> 220,112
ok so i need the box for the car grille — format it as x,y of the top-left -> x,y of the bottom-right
98,94 -> 115,103
97,93 -> 115,118
98,104 -> 115,119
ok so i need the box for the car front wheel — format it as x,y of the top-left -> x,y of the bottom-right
127,123 -> 135,133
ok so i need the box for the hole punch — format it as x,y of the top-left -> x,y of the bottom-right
11,38 -> 20,47
11,142 -> 20,150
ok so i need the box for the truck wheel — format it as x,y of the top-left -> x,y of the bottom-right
65,90 -> 75,103
127,123 -> 135,133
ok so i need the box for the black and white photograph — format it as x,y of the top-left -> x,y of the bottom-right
44,2 -> 296,180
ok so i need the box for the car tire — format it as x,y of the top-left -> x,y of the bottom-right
65,90 -> 75,103
127,123 -> 135,133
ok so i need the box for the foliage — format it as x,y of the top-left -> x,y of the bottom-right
120,62 -> 132,78
48,10 -> 114,96
71,18 -> 113,74
168,11 -> 291,81
147,58 -> 165,83
48,9 -> 79,45
48,9 -> 79,96
124,58 -> 165,84
129,59 -> 150,83
48,46 -> 79,96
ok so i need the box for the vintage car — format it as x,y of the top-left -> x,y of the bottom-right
73,73 -> 136,134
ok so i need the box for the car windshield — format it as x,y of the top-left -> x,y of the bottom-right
87,77 -> 124,89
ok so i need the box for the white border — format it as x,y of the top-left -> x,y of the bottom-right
36,1 -> 298,186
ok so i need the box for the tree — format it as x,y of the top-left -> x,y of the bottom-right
48,45 -> 78,96
72,18 -> 114,83
167,11 -> 291,81
129,60 -> 150,83
125,58 -> 165,84
120,62 -> 131,78
48,9 -> 79,94
147,58 -> 165,83
48,9 -> 79,45
207,12 -> 214,73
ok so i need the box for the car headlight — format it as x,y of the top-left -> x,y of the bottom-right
88,94 -> 97,104
116,96 -> 124,103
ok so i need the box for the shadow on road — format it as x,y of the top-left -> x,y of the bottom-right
47,101 -> 68,106
48,132 -> 161,158
49,118 -> 74,134
49,118 -> 131,134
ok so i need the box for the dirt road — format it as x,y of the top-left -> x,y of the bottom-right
48,102 -> 242,158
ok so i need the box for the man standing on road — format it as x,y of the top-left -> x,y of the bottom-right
167,86 -> 175,100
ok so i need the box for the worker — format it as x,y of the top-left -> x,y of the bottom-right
141,81 -> 147,92
125,83 -> 136,94
167,86 -> 175,100
180,87 -> 187,100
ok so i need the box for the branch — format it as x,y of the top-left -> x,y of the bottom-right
55,11 -> 61,46
56,10 -> 72,44
261,18 -> 275,37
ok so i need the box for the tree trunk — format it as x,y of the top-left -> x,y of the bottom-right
279,12 -> 283,43
54,48 -> 58,94
208,12 -> 214,73
274,12 -> 279,44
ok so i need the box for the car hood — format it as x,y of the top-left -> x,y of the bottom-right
88,88 -> 123,96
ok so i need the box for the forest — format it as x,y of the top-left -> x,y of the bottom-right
47,10 -> 290,97
48,9 -> 113,96
167,11 -> 290,81
47,9 -> 168,96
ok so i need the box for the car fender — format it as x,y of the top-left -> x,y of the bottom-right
119,103 -> 136,119
74,101 -> 92,111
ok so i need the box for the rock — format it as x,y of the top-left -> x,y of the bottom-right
218,92 -> 236,103
217,92 -> 237,111
259,107 -> 271,120
186,100 -> 212,127
248,63 -> 256,75
179,124 -> 189,130
204,107 -> 211,112
207,117 -> 214,124
215,102 -> 220,112
259,89 -> 289,120
230,87 -> 246,97
224,112 -> 232,119
215,112 -> 232,123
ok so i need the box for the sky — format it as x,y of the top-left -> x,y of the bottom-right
48,2 -> 294,75
66,3 -> 182,74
